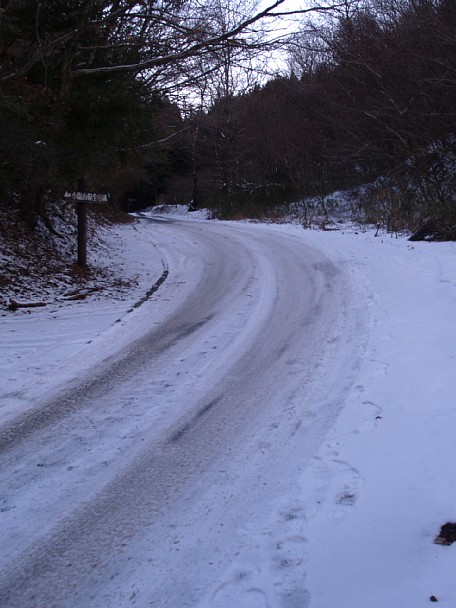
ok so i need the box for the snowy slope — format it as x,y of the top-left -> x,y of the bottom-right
1,211 -> 455,607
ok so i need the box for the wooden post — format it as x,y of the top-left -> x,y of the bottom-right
77,200 -> 88,267
64,187 -> 108,267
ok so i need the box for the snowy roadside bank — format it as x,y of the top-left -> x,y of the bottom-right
298,228 -> 456,607
247,225 -> 456,608
1,211 -> 456,607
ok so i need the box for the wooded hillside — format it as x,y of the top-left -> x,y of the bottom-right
182,0 -> 456,236
1,0 -> 456,237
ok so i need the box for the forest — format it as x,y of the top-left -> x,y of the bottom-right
1,0 -> 456,238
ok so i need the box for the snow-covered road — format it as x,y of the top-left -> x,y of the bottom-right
0,218 -> 365,607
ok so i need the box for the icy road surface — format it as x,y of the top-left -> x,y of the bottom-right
0,218 -> 365,607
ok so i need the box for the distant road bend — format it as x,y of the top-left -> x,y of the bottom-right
0,218 -> 364,607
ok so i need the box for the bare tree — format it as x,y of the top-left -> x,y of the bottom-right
0,0 -> 350,90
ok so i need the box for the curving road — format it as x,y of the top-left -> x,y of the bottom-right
0,218 -> 364,607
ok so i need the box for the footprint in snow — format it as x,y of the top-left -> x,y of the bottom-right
329,459 -> 365,519
272,536 -> 311,608
208,570 -> 269,608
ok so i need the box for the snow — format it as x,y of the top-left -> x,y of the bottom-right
0,219 -> 167,423
1,207 -> 456,607
298,229 -> 456,607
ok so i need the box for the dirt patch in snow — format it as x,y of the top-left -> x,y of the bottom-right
434,522 -> 456,546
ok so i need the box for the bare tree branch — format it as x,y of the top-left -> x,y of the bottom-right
70,1 -> 345,78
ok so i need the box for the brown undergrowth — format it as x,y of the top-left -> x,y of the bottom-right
0,200 -> 133,311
